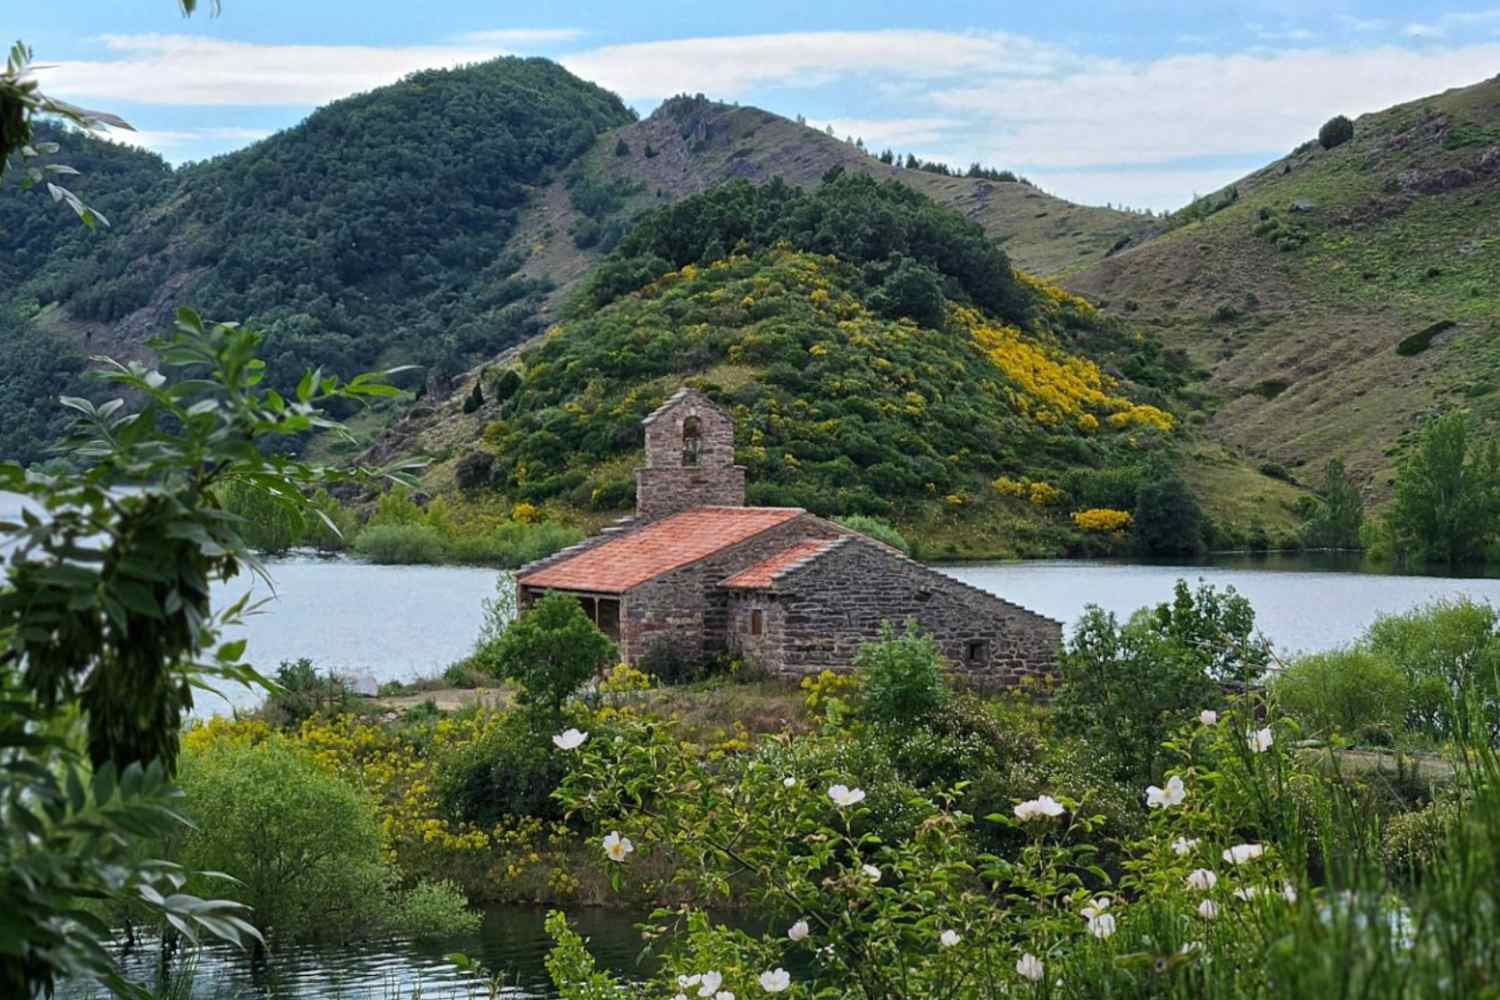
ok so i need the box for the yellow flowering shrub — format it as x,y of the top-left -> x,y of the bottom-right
801,670 -> 859,718
955,306 -> 1175,434
1029,482 -> 1065,506
1073,508 -> 1135,533
599,663 -> 652,694
993,476 -> 1028,499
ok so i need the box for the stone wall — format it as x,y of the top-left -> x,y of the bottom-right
636,388 -> 746,519
743,537 -> 1061,686
619,513 -> 844,664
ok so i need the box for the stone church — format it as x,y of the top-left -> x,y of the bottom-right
517,388 -> 1061,685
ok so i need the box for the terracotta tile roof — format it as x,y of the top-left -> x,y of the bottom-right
720,538 -> 842,589
519,507 -> 805,594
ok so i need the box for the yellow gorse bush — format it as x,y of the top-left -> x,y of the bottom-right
1073,508 -> 1135,533
955,306 -> 1175,434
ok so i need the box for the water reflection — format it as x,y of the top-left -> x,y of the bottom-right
66,905 -> 655,999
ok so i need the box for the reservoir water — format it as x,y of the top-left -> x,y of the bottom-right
4,491 -> 1500,712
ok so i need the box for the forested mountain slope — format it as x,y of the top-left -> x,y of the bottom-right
1067,74 -> 1500,499
0,57 -> 636,464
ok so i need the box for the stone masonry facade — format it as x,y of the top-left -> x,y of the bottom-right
724,536 -> 1062,687
618,513 -> 845,664
635,388 -> 746,519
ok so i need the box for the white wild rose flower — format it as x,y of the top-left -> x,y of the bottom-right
787,919 -> 810,942
783,777 -> 796,788
1282,882 -> 1299,903
1171,836 -> 1201,856
679,975 -> 700,988
1016,953 -> 1045,982
602,831 -> 633,863
940,929 -> 961,948
1013,794 -> 1065,821
862,863 -> 882,882
758,969 -> 791,993
1234,886 -> 1262,901
828,784 -> 867,808
716,993 -> 734,1000
1186,869 -> 1217,891
1145,774 -> 1187,809
1247,727 -> 1274,753
1198,899 -> 1220,920
1081,897 -> 1110,919
1223,843 -> 1265,865
1199,709 -> 1219,726
697,972 -> 723,997
1088,913 -> 1116,939
551,728 -> 588,751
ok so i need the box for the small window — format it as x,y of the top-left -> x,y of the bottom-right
682,415 -> 702,467
964,640 -> 988,665
750,609 -> 764,636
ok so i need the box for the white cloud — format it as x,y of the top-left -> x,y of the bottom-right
39,24 -> 1500,209
47,34 -> 546,105
558,30 -> 1080,103
1027,166 -> 1252,212
934,43 -> 1500,169
812,116 -> 966,147
100,124 -> 272,153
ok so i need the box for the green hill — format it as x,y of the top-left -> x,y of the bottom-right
508,94 -> 1154,321
395,174 -> 1306,558
1067,74 -> 1500,500
0,57 -> 635,464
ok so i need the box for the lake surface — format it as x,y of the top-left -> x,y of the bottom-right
5,490 -> 1500,713
942,553 -> 1500,658
72,551 -> 1500,714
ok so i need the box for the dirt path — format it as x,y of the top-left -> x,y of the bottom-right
370,687 -> 511,712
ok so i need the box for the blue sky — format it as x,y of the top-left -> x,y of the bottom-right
22,2 -> 1500,210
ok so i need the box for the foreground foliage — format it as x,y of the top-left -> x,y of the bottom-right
0,308 -> 414,995
542,618 -> 1500,999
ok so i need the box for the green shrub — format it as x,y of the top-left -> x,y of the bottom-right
220,479 -> 302,556
438,711 -> 569,824
834,514 -> 911,554
1273,648 -> 1409,742
1318,114 -> 1355,149
483,592 -> 616,714
1134,473 -> 1204,556
1056,581 -> 1259,782
354,523 -> 448,564
461,380 -> 484,414
177,738 -> 396,942
1367,598 -> 1500,740
262,658 -> 353,730
854,621 -> 948,728
1382,799 -> 1457,876
396,879 -> 481,940
1395,320 -> 1455,357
